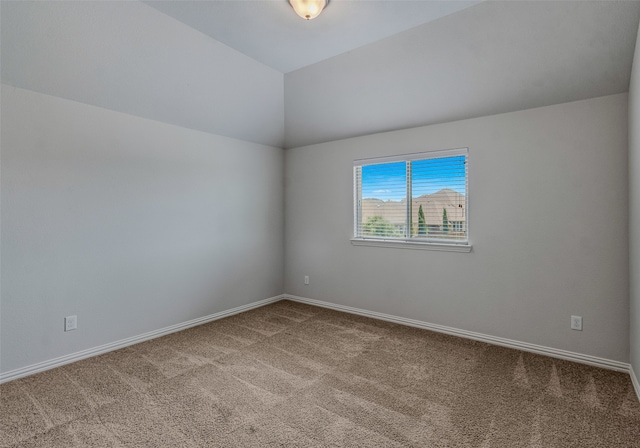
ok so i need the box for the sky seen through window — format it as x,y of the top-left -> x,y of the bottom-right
361,156 -> 466,201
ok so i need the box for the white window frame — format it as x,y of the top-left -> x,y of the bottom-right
351,148 -> 471,252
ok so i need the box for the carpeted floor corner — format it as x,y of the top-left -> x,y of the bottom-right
1,300 -> 639,447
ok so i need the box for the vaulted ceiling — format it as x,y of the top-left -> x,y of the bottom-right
144,0 -> 480,73
2,1 -> 639,149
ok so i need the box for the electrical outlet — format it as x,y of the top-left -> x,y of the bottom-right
570,315 -> 582,331
65,315 -> 77,332
304,275 -> 309,285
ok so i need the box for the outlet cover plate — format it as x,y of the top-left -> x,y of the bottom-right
570,315 -> 582,331
65,315 -> 77,332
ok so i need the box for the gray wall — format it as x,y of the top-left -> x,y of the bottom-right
1,85 -> 284,374
285,94 -> 629,362
630,26 -> 640,379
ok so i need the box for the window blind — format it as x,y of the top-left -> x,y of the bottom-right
354,148 -> 468,244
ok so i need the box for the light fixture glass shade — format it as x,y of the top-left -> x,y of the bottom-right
288,0 -> 328,20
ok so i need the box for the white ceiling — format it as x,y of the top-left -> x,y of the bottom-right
145,0 -> 480,73
2,1 -> 640,149
1,1 -> 286,147
284,0 -> 640,147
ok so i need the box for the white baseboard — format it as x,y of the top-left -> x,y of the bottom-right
4,292 -> 636,393
0,294 -> 284,384
631,365 -> 640,402
284,294 -> 632,374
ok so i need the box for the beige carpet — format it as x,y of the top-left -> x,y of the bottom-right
1,300 -> 639,447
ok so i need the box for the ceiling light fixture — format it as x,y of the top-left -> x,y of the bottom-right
288,0 -> 328,20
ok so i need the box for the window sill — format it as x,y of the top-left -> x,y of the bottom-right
350,238 -> 472,253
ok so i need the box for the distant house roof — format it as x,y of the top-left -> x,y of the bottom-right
362,189 -> 466,227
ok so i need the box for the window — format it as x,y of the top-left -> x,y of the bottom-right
353,148 -> 469,250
